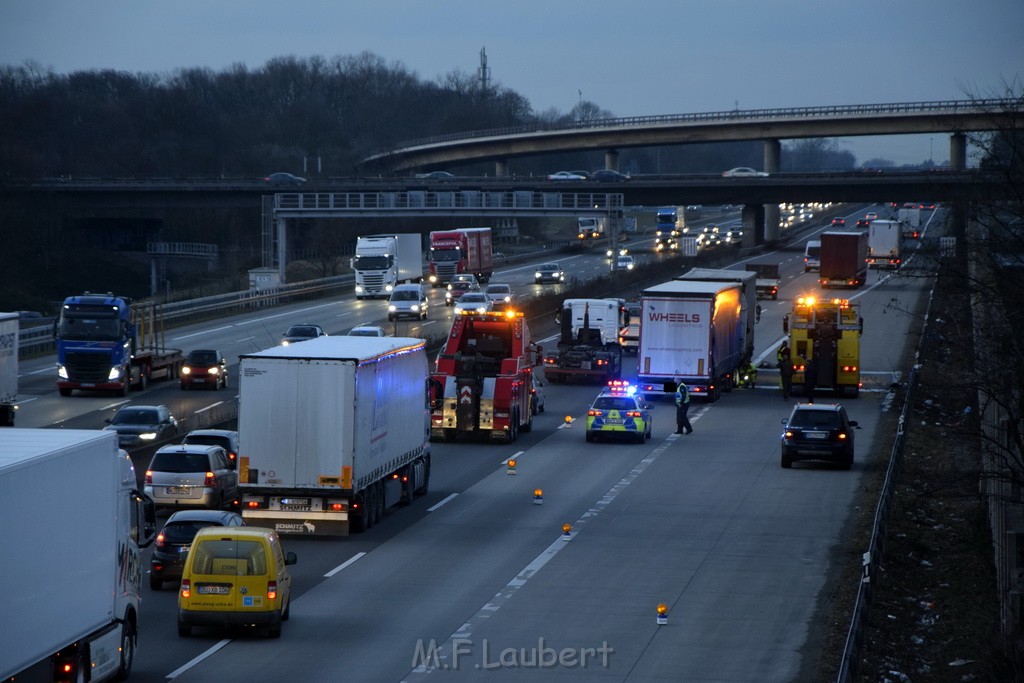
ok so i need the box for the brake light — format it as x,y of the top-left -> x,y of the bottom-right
204,471 -> 216,486
155,532 -> 166,548
228,452 -> 236,463
180,579 -> 191,598
245,499 -> 263,509
267,580 -> 278,600
145,470 -> 153,484
587,409 -> 603,417
625,411 -> 642,418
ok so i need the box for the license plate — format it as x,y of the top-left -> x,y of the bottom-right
178,545 -> 191,554
197,585 -> 230,595
166,486 -> 190,494
604,419 -> 622,425
805,432 -> 828,439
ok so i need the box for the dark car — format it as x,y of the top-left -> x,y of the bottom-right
149,509 -> 244,590
831,217 -> 846,227
144,443 -> 239,511
855,218 -> 870,228
415,171 -> 455,180
780,403 -> 859,469
282,323 -> 327,346
590,169 -> 631,182
534,263 -> 565,284
103,404 -> 179,448
445,274 -> 481,306
263,172 -> 306,185
180,349 -> 228,390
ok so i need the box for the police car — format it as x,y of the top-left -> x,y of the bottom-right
585,380 -> 653,443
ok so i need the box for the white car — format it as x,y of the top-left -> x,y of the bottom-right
547,171 -> 586,181
453,292 -> 494,314
483,283 -> 515,310
347,326 -> 386,337
612,255 -> 635,271
722,167 -> 769,178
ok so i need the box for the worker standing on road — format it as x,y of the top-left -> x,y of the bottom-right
674,380 -> 693,435
778,356 -> 794,399
777,341 -> 791,364
737,362 -> 758,388
804,357 -> 818,404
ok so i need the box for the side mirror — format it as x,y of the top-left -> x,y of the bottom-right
781,418 -> 788,424
849,420 -> 860,428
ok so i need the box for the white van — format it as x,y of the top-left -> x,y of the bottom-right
803,240 -> 821,272
387,284 -> 428,321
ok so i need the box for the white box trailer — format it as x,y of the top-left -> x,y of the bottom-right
0,429 -> 154,681
0,312 -> 17,425
238,336 -> 431,536
676,268 -> 758,366
637,280 -> 743,402
867,219 -> 902,268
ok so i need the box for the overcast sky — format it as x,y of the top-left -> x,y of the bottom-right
2,0 -> 1021,166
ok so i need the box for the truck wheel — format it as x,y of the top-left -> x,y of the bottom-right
115,621 -> 136,680
118,382 -> 129,398
415,456 -> 430,495
351,495 -> 371,533
521,411 -> 533,433
59,387 -> 72,397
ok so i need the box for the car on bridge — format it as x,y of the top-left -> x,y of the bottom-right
590,169 -> 631,182
722,167 -> 769,178
547,171 -> 586,181
415,171 -> 455,180
263,172 -> 306,186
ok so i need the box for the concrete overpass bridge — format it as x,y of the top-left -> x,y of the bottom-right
362,98 -> 1020,177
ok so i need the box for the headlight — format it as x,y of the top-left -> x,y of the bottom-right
282,340 -> 290,346
355,285 -> 363,293
411,304 -> 420,311
208,367 -> 219,375
535,272 -> 542,278
385,284 -> 394,292
139,432 -> 157,441
181,366 -> 192,375
429,275 -> 438,283
58,365 -> 68,379
388,305 -> 397,312
503,296 -> 511,303
107,366 -> 122,381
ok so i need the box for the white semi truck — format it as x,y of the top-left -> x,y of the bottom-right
351,233 -> 423,299
676,268 -> 759,367
0,311 -> 17,425
0,429 -> 155,681
867,219 -> 902,268
237,336 -> 431,536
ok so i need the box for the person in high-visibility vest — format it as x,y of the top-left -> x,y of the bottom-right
737,362 -> 758,388
674,380 -> 693,434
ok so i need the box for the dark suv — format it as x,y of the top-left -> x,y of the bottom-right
150,509 -> 244,590
780,403 -> 859,469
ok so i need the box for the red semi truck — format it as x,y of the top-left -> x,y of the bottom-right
427,227 -> 494,287
819,231 -> 868,289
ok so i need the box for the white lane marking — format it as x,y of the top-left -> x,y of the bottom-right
195,401 -> 224,414
172,325 -> 232,341
406,433 -> 676,678
101,400 -> 131,410
13,396 -> 37,404
166,639 -> 232,679
234,336 -> 255,343
324,551 -> 366,578
26,367 -> 56,376
501,451 -> 525,466
427,493 -> 458,512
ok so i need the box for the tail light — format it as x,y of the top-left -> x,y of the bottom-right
204,471 -> 216,486
587,409 -> 603,417
625,411 -> 642,418
145,470 -> 153,484
155,532 -> 166,548
180,579 -> 191,598
227,452 -> 237,463
267,580 -> 278,600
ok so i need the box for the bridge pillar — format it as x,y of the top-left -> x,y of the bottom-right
276,217 -> 287,283
763,139 -> 781,173
949,133 -> 967,170
604,149 -> 619,171
495,158 -> 509,177
742,205 -> 767,245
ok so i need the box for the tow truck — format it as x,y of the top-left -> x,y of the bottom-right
430,309 -> 537,443
783,296 -> 864,398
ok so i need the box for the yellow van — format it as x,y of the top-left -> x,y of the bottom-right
177,526 -> 296,638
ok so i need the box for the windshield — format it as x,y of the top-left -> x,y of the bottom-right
391,290 -> 420,301
285,326 -> 318,337
186,350 -> 219,365
431,248 -> 460,263
353,255 -> 393,270
112,408 -> 160,425
56,310 -> 122,340
461,294 -> 487,303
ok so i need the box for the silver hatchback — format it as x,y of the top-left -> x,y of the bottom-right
145,444 -> 239,510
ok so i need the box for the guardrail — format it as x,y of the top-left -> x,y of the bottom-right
835,280 -> 938,681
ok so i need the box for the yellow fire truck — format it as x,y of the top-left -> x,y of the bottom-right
783,296 -> 863,397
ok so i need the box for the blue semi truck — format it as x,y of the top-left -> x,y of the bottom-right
54,293 -> 184,397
